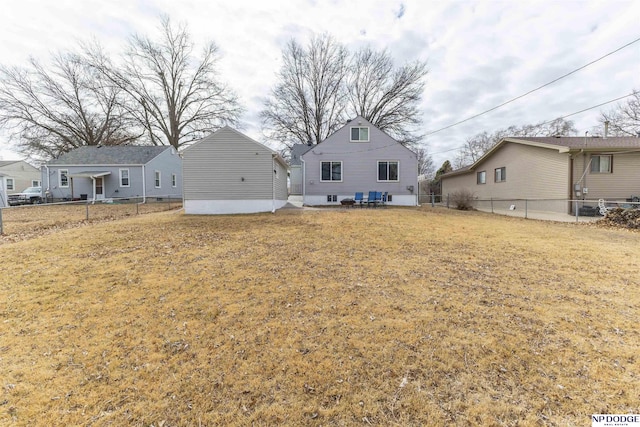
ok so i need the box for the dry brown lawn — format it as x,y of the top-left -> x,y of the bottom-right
0,207 -> 638,426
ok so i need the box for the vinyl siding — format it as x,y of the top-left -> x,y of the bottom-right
572,152 -> 640,200
301,117 -> 418,205
183,127 -> 288,201
443,143 -> 569,200
144,148 -> 183,197
0,161 -> 41,194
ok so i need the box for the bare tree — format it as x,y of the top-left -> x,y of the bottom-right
599,90 -> 640,137
261,34 -> 348,148
88,17 -> 242,149
454,118 -> 577,167
415,146 -> 435,178
261,34 -> 428,149
0,53 -> 138,160
347,47 -> 427,145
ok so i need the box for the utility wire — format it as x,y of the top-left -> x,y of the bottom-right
425,36 -> 640,136
429,92 -> 637,155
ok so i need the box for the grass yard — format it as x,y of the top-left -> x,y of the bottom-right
0,207 -> 638,426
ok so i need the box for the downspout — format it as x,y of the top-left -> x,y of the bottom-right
301,158 -> 306,206
272,155 -> 276,213
91,177 -> 97,204
44,165 -> 50,202
141,164 -> 146,203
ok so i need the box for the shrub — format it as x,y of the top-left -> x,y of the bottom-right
450,189 -> 475,210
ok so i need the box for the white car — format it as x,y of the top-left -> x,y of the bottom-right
8,186 -> 43,206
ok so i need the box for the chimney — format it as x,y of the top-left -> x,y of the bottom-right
604,120 -> 609,139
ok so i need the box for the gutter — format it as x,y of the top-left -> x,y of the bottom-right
272,154 -> 276,213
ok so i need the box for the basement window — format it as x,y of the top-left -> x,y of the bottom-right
326,195 -> 337,202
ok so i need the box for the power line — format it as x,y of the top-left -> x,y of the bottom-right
428,92 -> 637,156
425,36 -> 640,136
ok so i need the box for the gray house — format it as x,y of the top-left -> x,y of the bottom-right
0,160 -> 41,207
43,146 -> 182,202
182,127 -> 288,214
441,136 -> 640,214
301,116 -> 418,206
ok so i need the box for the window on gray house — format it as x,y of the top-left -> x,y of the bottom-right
494,167 -> 506,183
378,161 -> 399,181
350,127 -> 369,142
321,161 -> 342,181
477,171 -> 486,184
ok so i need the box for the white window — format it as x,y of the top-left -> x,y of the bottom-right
495,167 -> 506,183
6,178 -> 14,191
590,155 -> 612,173
154,170 -> 161,188
119,169 -> 130,187
172,173 -> 177,188
477,171 -> 486,184
321,161 -> 342,182
32,180 -> 40,187
59,169 -> 69,187
350,127 -> 369,142
377,161 -> 399,182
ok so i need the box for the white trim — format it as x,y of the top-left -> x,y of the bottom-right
184,199 -> 288,215
303,194 -> 417,206
320,160 -> 343,182
6,178 -> 14,191
119,168 -> 130,187
59,169 -> 69,188
154,170 -> 161,188
171,173 -> 177,188
376,160 -> 400,182
350,126 -> 370,142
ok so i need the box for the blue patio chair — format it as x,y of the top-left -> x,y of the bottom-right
354,192 -> 364,207
366,191 -> 377,207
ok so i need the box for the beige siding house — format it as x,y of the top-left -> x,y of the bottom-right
441,136 -> 640,214
0,160 -> 41,207
182,127 -> 288,215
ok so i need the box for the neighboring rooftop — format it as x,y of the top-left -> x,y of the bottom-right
47,146 -> 171,165
511,136 -> 640,150
290,144 -> 314,166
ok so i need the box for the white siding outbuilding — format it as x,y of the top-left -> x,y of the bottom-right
182,127 -> 289,215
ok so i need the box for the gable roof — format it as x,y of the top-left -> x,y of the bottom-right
47,146 -> 170,165
185,126 -> 288,168
0,160 -> 20,168
444,136 -> 640,177
301,115 -> 416,157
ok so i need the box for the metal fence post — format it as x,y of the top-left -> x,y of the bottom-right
431,192 -> 435,207
525,199 -> 528,219
0,208 -> 3,235
491,197 -> 494,213
86,203 -> 89,221
575,200 -> 579,222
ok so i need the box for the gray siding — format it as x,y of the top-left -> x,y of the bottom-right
43,147 -> 181,200
144,147 -> 183,198
183,127 -> 288,201
301,117 -> 418,203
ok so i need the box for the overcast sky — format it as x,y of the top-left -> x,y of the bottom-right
1,0 -> 639,167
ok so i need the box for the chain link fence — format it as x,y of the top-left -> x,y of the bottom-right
0,195 -> 182,238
